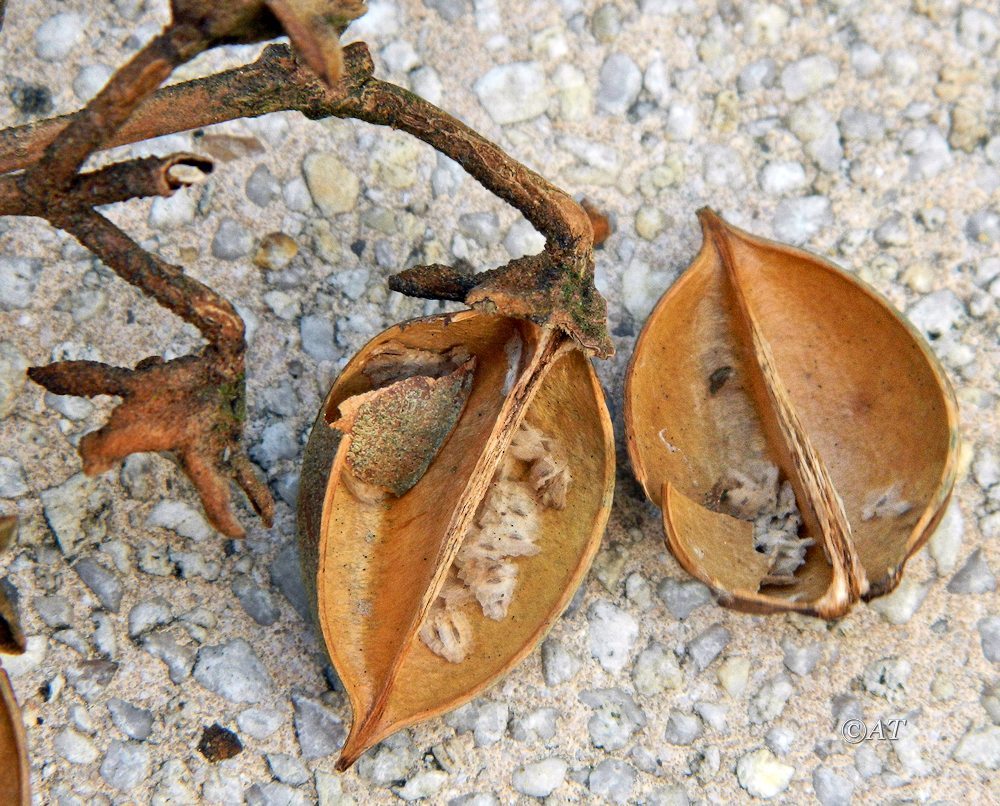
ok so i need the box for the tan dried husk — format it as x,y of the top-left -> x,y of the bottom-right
297,310 -> 614,769
625,210 -> 959,619
1,516 -> 30,806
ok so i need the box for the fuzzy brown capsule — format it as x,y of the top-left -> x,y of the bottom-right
625,210 -> 959,619
298,310 -> 614,769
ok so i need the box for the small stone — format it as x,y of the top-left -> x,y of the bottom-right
245,164 -> 280,206
978,616 -> 1000,662
271,540 -> 310,621
749,674 -> 794,724
541,638 -> 581,686
472,701 -> 509,747
588,758 -> 635,804
812,766 -> 853,806
632,642 -> 682,696
512,758 -> 567,798
149,190 -> 196,229
664,710 -> 702,745
736,748 -> 794,799
874,214 -> 910,247
868,575 -> 930,624
34,595 -> 72,629
54,728 -> 99,764
781,55 -> 838,102
293,691 -> 345,759
107,698 -> 153,741
302,152 -> 359,215
717,656 -> 751,698
953,725 -> 1000,769
635,207 -> 666,240
9,83 -> 52,115
854,744 -> 882,778
0,457 -> 28,497
474,63 -> 548,125
74,557 -> 123,613
862,657 -> 911,701
246,782 -> 309,806
394,770 -> 448,801
0,342 -> 28,418
424,0 -> 468,23
457,212 -> 500,247
41,473 -> 107,555
266,752 -> 309,786
687,623 -> 731,672
136,541 -> 174,577
782,640 -> 822,676
251,422 -> 298,470
948,549 -> 996,594
410,66 -> 442,106
197,723 -> 243,762
101,740 -> 150,791
143,631 -> 195,682
759,160 -> 806,195
625,573 -> 655,611
356,733 -> 416,785
597,53 -> 642,115
908,289 -> 965,339
773,196 -> 832,245
657,578 -> 711,619
315,770 -> 348,806
145,500 -> 213,541
579,688 -> 646,750
967,208 -> 1000,245
238,707 -> 283,740
45,392 -> 94,420
902,263 -> 936,294
211,218 -> 253,260
503,218 -> 545,259
128,597 -> 171,638
254,233 -> 299,271
587,600 -> 639,673
511,708 -> 558,742
593,543 -> 628,591
193,639 -> 273,703
765,726 -> 795,756
232,574 -> 281,625
300,315 -> 338,363
738,58 -> 777,93
0,256 -> 42,310
36,13 -> 83,60
958,8 -> 999,53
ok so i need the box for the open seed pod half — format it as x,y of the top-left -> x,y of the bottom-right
625,209 -> 959,619
297,310 -> 614,769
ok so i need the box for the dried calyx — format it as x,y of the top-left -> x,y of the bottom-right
297,312 -> 614,769
625,210 -> 959,619
0,517 -> 29,806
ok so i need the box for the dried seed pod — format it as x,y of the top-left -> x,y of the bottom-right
298,310 -> 614,769
0,667 -> 29,806
625,210 -> 959,619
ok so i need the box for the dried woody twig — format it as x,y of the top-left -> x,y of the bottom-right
0,0 -> 609,537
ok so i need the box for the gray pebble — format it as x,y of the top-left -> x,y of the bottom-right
862,657 -> 911,700
34,595 -> 72,629
749,673 -> 794,724
953,725 -> 1000,769
579,688 -> 646,750
66,659 -> 117,701
41,472 -> 108,555
738,58 -> 777,93
765,725 -> 795,756
0,342 -> 27,418
812,765 -> 854,806
511,707 -> 558,742
907,289 -> 965,338
758,160 -> 806,195
632,642 -> 682,696
100,740 -> 150,791
356,733 -> 416,785
292,691 -> 345,759
588,758 -> 635,804
645,784 -> 690,805
423,0 -> 468,23
854,743 -> 882,778
850,43 -> 882,77
300,315 -> 338,363
694,701 -> 727,732
773,196 -> 832,245
958,8 -> 999,53
874,213 -> 910,247
271,540 -> 310,621
394,770 -> 448,801
232,574 -> 281,625
903,126 -> 953,180
587,600 -> 638,673
686,623 -> 731,672
54,727 -> 99,764
664,710 -> 702,745
948,549 -> 997,594
128,597 -> 172,638
868,576 -> 930,624
782,639 -> 822,676
143,631 -> 195,683
73,63 -> 113,101
978,616 -> 1000,662
967,208 -> 1000,245
212,218 -> 253,260
149,191 -> 196,228
0,456 -> 28,498
246,164 -> 280,206
474,63 -> 548,125
107,698 -> 153,741
597,53 -> 642,115
657,578 -> 711,619
781,55 -> 838,101
511,757 -> 567,798
251,422 -> 299,470
145,500 -> 213,541
473,701 -> 509,747
246,782 -> 309,806
591,4 -> 622,42
194,639 -> 273,703
44,392 -> 93,421
503,218 -> 545,260
238,707 -> 283,740
457,212 -> 500,247
35,13 -> 83,61
540,638 -> 581,686
267,752 -> 310,786
74,557 -> 123,613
